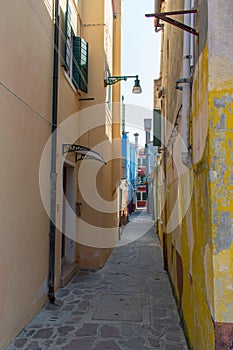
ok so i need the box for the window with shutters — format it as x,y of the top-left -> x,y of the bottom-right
61,0 -> 88,93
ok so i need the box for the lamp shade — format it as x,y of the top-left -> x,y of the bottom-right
132,76 -> 142,94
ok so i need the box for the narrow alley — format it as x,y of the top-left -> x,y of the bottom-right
6,211 -> 188,350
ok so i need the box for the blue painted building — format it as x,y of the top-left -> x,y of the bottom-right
129,142 -> 137,213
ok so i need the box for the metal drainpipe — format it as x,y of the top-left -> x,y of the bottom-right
161,91 -> 168,271
190,0 -> 195,70
181,0 -> 192,168
48,0 -> 59,304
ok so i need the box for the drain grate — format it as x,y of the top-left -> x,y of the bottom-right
92,293 -> 142,322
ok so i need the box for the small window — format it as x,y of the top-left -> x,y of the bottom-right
137,192 -> 141,201
142,192 -> 147,201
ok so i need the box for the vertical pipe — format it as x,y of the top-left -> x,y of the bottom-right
144,120 -> 152,178
121,95 -> 125,134
163,143 -> 168,270
181,0 -> 192,168
190,0 -> 195,69
134,132 -> 139,157
161,90 -> 168,270
48,0 -> 59,304
144,119 -> 151,214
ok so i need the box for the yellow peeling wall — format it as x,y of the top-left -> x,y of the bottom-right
181,43 -> 215,349
208,1 -> 233,347
210,87 -> 233,320
156,1 -> 233,349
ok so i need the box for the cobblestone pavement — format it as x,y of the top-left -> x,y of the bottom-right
6,211 -> 188,350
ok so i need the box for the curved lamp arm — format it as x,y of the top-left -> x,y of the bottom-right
104,75 -> 142,94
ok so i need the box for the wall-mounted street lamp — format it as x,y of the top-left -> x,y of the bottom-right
104,75 -> 142,94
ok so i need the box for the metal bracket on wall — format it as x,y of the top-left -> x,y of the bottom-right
175,77 -> 192,90
145,9 -> 198,36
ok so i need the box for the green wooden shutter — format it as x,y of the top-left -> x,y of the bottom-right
65,2 -> 72,70
153,109 -> 161,147
72,36 -> 88,93
60,9 -> 66,67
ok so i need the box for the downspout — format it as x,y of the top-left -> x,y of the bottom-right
161,90 -> 168,271
189,0 -> 195,151
48,0 -> 59,304
181,0 -> 192,168
190,0 -> 195,70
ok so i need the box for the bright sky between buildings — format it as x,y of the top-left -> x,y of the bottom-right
122,0 -> 161,146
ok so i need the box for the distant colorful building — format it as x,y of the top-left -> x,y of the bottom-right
120,132 -> 130,225
120,132 -> 139,223
129,142 -> 137,214
136,148 -> 147,208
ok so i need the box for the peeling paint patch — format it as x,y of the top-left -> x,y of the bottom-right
219,265 -> 228,272
209,170 -> 217,183
213,94 -> 233,108
213,244 -> 233,322
214,113 -> 226,130
214,212 -> 233,254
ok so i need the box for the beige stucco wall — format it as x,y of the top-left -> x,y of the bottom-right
73,0 -> 122,267
0,0 -> 122,347
112,0 -> 122,201
0,1 -> 53,348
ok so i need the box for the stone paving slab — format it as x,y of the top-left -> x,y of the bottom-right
5,211 -> 189,350
92,293 -> 143,322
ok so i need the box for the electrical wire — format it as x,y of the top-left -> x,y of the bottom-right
0,75 -> 83,147
0,81 -> 51,126
165,104 -> 182,149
